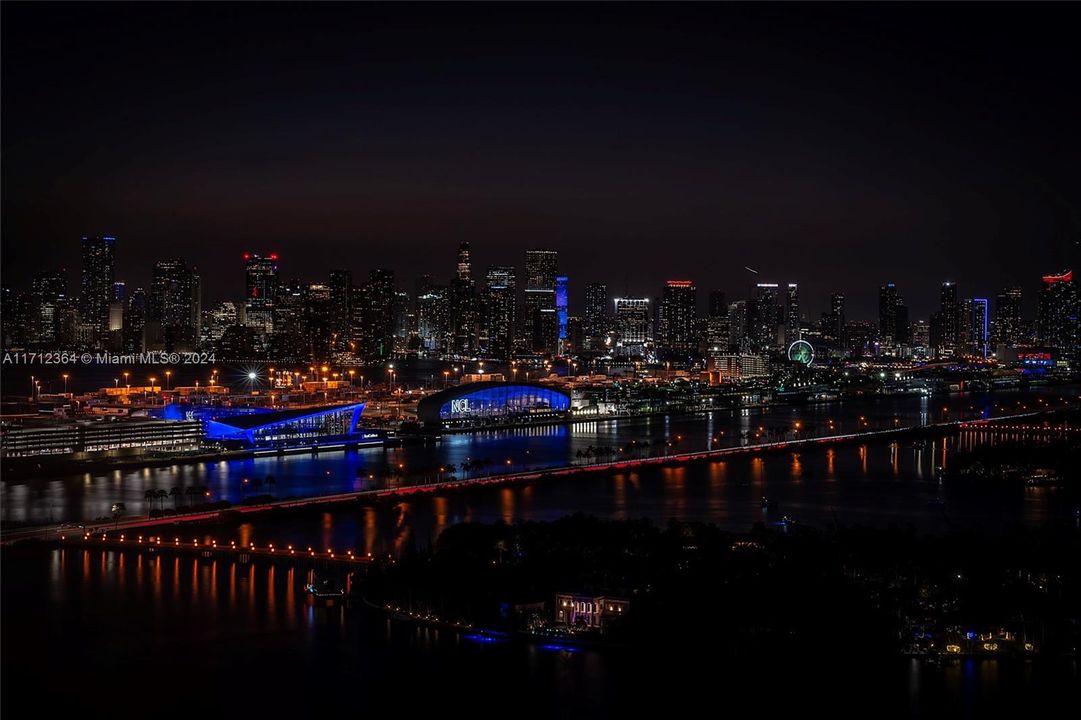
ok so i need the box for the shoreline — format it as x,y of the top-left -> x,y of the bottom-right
3,382 -> 1071,480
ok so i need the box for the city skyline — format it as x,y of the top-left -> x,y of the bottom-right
4,6 -> 1081,716
6,231 -> 1070,318
6,231 -> 1077,369
3,4 -> 1080,319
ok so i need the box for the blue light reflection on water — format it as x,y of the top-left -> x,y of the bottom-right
1,387 -> 1071,528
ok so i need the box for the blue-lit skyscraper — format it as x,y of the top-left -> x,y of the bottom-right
556,276 -> 569,343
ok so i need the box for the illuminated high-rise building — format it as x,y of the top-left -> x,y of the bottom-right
556,276 -> 569,347
705,290 -> 728,351
482,266 -> 516,360
992,286 -> 1023,349
269,279 -> 307,361
750,283 -> 780,351
201,301 -> 241,346
878,282 -> 899,341
911,319 -> 930,350
784,283 -> 800,347
931,282 -> 959,357
1,287 -> 31,349
1037,269 -> 1078,354
941,281 -> 959,345
124,287 -> 146,352
417,287 -> 449,355
304,283 -> 333,361
244,253 -> 279,307
328,269 -> 353,351
30,270 -> 70,345
448,243 -> 477,356
727,300 -> 748,352
243,253 -> 279,334
147,259 -> 201,351
970,298 -> 989,358
360,269 -> 396,360
819,292 -> 846,347
614,297 -> 650,356
524,249 -> 558,354
79,235 -> 116,335
456,242 -> 472,281
659,280 -> 697,356
583,282 -> 609,349
392,290 -> 411,354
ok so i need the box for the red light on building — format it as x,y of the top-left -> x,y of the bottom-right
1041,269 -> 1072,284
269,253 -> 279,261
243,252 -> 252,261
666,280 -> 694,288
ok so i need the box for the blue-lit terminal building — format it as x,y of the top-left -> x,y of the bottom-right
417,382 -> 572,428
201,402 -> 383,450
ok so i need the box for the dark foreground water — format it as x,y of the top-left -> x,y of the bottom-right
3,547 -> 1078,718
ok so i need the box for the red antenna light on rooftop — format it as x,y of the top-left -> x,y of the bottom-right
1042,269 -> 1073,284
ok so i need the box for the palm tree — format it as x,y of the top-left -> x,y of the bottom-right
169,486 -> 182,511
144,489 -> 156,515
156,489 -> 169,513
185,486 -> 196,508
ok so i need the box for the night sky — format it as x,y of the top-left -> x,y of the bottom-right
2,3 -> 1078,318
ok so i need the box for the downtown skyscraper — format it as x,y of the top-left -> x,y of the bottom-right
583,282 -> 609,350
524,249 -> 558,355
448,242 -> 477,357
79,235 -> 116,335
659,280 -> 697,357
878,282 -> 909,347
147,259 -> 201,352
784,283 -> 800,347
244,252 -> 279,333
1037,270 -> 1078,356
482,266 -> 516,361
614,296 -> 650,357
992,286 -> 1024,349
931,281 -> 959,357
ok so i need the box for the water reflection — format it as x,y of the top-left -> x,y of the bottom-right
4,546 -> 1075,717
217,426 -> 1075,554
1,388 -> 1073,526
